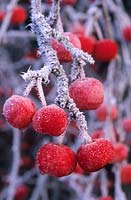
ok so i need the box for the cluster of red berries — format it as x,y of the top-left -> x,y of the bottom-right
3,86 -> 115,177
49,30 -> 118,63
0,6 -> 27,25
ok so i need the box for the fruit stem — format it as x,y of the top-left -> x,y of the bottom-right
37,77 -> 47,106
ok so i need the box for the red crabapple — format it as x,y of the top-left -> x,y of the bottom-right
122,26 -> 131,41
32,104 -> 67,136
121,164 -> 131,184
69,23 -> 85,35
3,95 -> 36,129
94,39 -> 118,62
91,129 -> 104,139
36,143 -> 77,177
113,143 -> 129,163
77,138 -> 115,173
11,6 -> 27,25
122,118 -> 131,132
0,11 -> 6,21
78,35 -> 96,54
95,104 -> 118,121
51,32 -> 81,62
69,78 -> 104,110
99,196 -> 113,200
14,185 -> 29,200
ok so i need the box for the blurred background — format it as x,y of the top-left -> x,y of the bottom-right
0,0 -> 131,200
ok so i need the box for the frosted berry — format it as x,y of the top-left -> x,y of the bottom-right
51,32 -> 81,62
36,143 -> 77,177
113,143 -> 129,163
11,6 -> 27,25
69,78 -> 104,110
122,118 -> 131,132
99,196 -> 113,200
121,164 -> 131,184
94,39 -> 118,62
14,185 -> 29,200
69,23 -> 85,35
122,26 -> 131,41
78,35 -> 95,54
3,95 -> 36,129
77,138 -> 115,173
32,104 -> 67,136
95,104 -> 118,121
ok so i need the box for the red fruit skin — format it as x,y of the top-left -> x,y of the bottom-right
14,185 -> 29,200
51,32 -> 81,63
47,0 -> 76,5
95,104 -> 118,121
0,11 -> 6,21
73,163 -> 84,174
20,156 -> 34,168
69,23 -> 85,35
113,143 -> 129,163
94,39 -> 118,62
99,196 -> 113,200
91,130 -> 104,139
78,35 -> 95,54
69,78 -> 104,110
32,104 -> 67,136
122,118 -> 131,132
121,164 -> 131,184
3,95 -> 36,129
77,138 -> 115,173
11,6 -> 27,25
122,26 -> 131,41
36,143 -> 77,177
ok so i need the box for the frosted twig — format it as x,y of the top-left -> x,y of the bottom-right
7,128 -> 21,200
100,169 -> 108,197
113,164 -> 127,200
30,174 -> 48,200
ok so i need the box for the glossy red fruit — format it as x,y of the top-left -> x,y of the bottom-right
3,95 -> 36,129
32,104 -> 67,136
121,164 -> 131,184
99,196 -> 113,200
14,185 -> 29,200
69,78 -> 104,110
78,35 -> 96,54
77,138 -> 115,173
51,32 -> 81,63
91,129 -> 104,139
122,26 -> 131,41
0,11 -> 6,21
113,143 -> 129,162
122,118 -> 131,132
95,104 -> 118,121
94,39 -> 118,62
36,143 -> 77,177
11,6 -> 27,25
